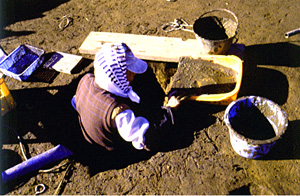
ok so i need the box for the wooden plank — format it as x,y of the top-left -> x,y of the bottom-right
79,32 -> 203,62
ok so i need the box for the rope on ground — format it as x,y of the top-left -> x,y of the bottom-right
59,15 -> 72,30
53,161 -> 74,195
35,184 -> 46,195
161,18 -> 193,32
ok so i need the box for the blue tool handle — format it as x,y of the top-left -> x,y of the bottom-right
2,144 -> 73,183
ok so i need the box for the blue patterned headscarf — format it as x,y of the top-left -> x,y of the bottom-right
94,43 -> 145,103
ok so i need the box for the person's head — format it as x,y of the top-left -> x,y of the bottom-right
94,42 -> 148,103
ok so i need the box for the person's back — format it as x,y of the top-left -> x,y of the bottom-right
75,73 -> 123,151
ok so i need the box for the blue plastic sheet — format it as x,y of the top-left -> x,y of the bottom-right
228,97 -> 255,124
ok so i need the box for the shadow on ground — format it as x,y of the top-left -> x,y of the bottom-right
0,149 -> 24,194
263,119 -> 300,160
237,42 -> 300,160
229,184 -> 251,195
0,0 -> 69,39
0,75 -> 81,194
244,42 -> 300,68
158,100 -> 224,152
238,42 -> 300,105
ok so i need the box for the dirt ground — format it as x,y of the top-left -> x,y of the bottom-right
1,0 -> 300,195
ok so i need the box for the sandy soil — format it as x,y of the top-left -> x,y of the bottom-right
1,0 -> 300,195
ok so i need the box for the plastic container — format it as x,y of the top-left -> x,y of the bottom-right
223,96 -> 288,159
0,44 -> 44,81
189,55 -> 243,105
0,45 -> 7,63
193,9 -> 238,55
0,73 -> 16,116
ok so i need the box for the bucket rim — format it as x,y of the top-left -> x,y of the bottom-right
223,95 -> 288,145
194,8 -> 239,41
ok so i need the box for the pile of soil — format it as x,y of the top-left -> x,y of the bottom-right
167,56 -> 237,95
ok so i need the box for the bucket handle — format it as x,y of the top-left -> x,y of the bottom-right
198,9 -> 239,35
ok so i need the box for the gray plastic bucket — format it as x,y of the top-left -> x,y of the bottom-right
193,9 -> 239,55
223,96 -> 288,159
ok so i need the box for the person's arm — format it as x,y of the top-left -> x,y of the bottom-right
115,109 -> 149,150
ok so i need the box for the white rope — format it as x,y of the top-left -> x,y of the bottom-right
59,15 -> 72,30
161,18 -> 193,33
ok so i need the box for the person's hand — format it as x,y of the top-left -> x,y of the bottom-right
165,90 -> 189,108
166,96 -> 180,108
